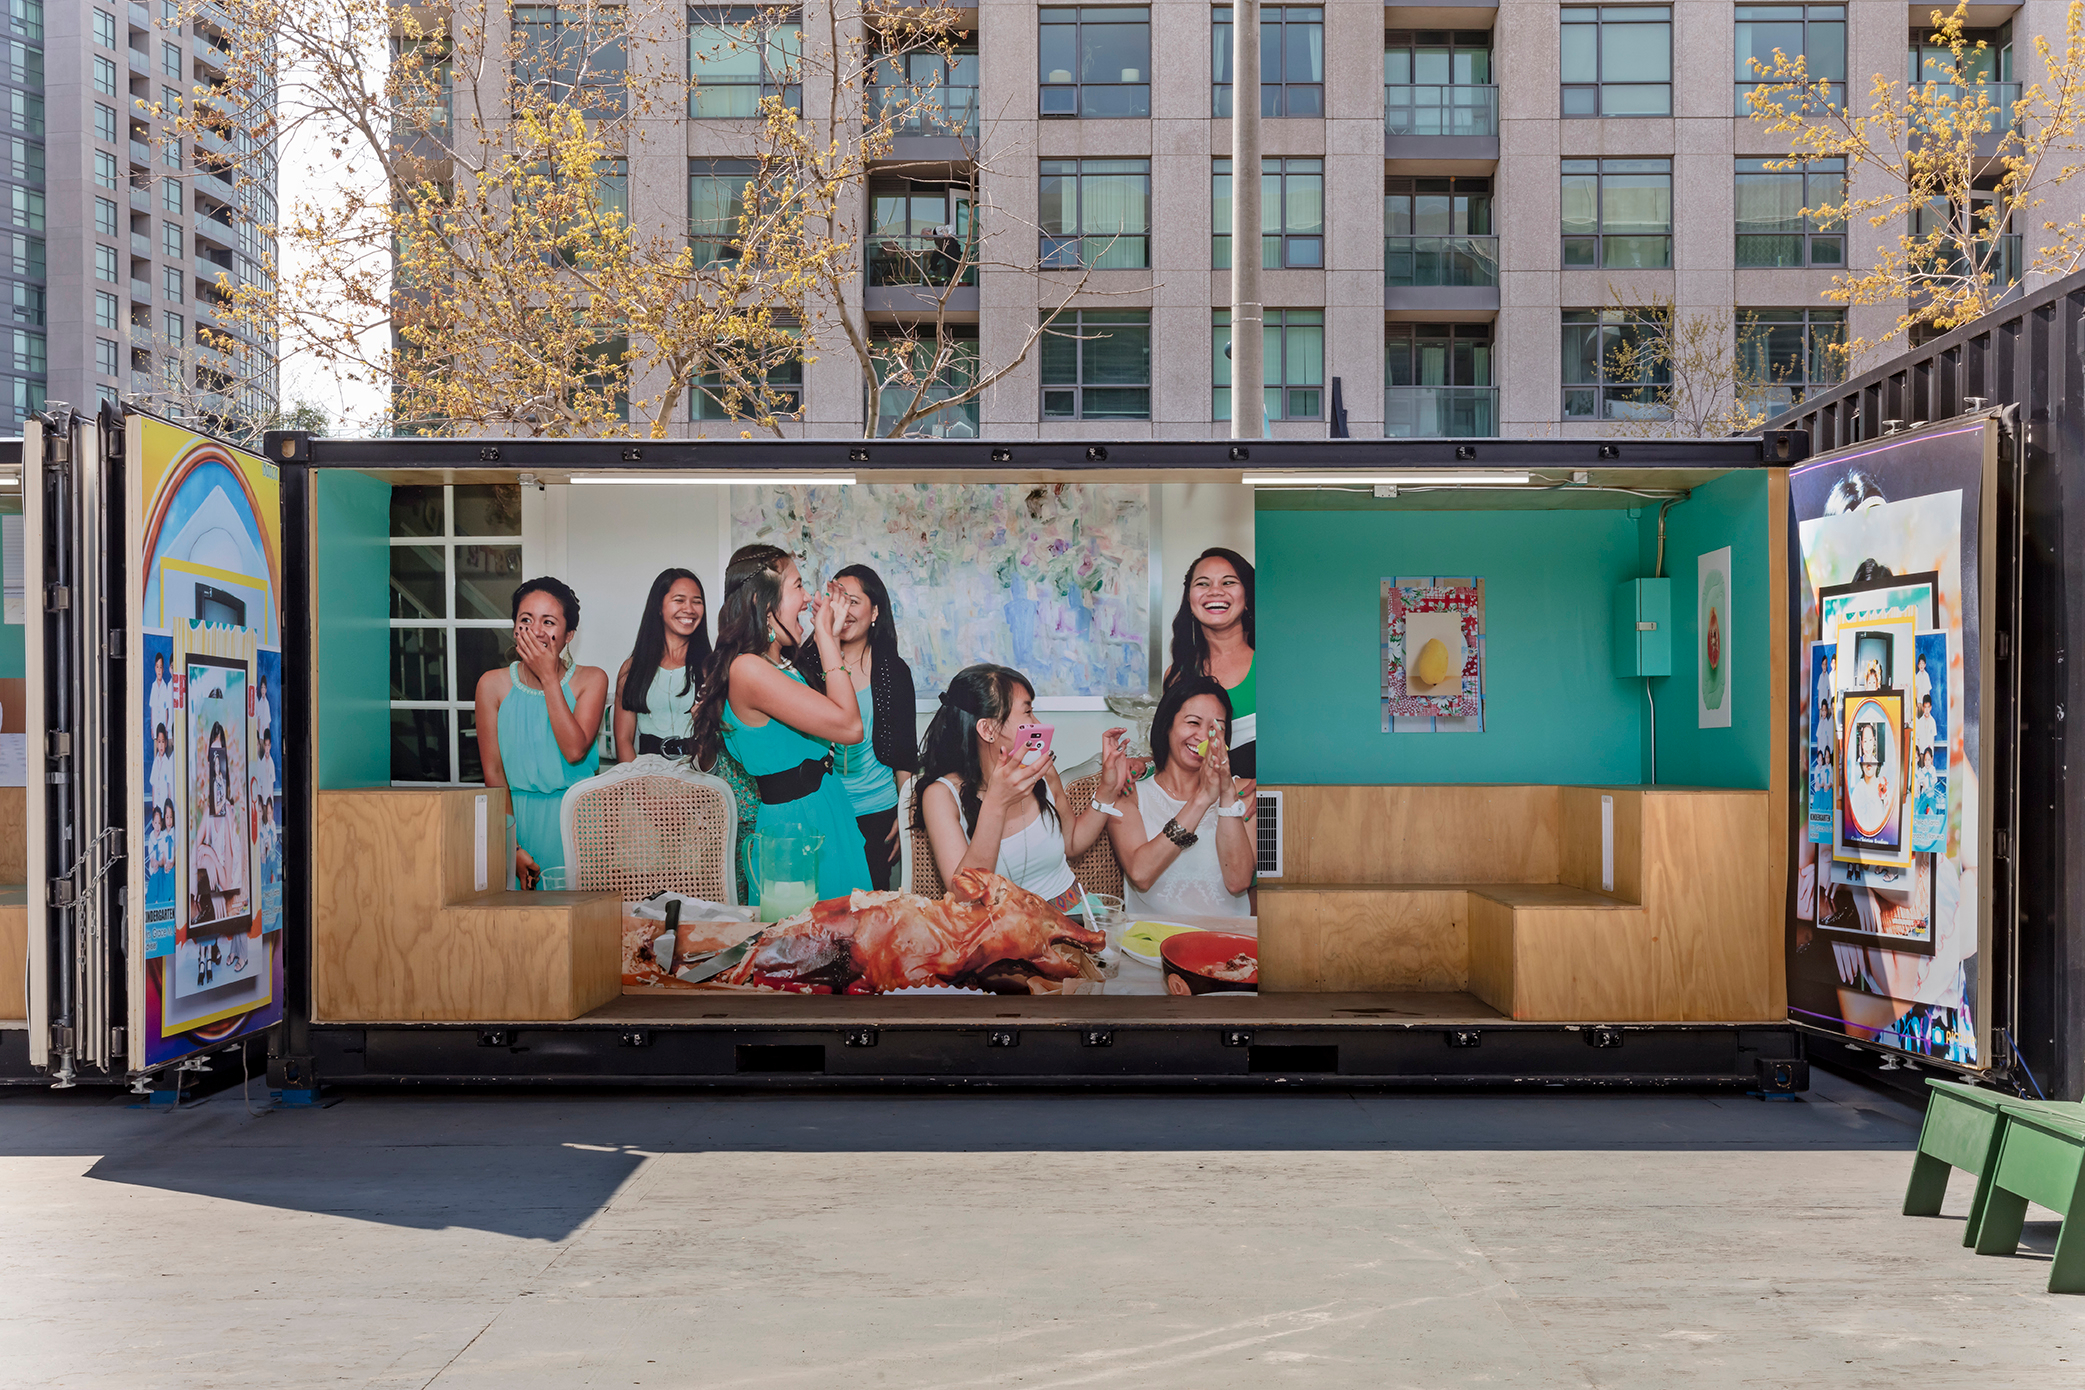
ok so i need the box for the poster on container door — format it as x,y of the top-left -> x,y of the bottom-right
128,412 -> 284,1072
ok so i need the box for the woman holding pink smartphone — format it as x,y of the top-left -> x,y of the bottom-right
915,663 -> 1129,912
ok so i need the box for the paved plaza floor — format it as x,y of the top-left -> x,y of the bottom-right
1,1069 -> 2078,1388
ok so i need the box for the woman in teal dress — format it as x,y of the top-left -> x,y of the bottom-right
476,576 -> 607,889
689,546 -> 872,908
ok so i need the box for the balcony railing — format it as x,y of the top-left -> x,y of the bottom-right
1384,385 -> 1498,439
1914,234 -> 2024,288
866,234 -> 977,288
1384,236 -> 1499,288
1385,84 -> 1499,138
871,82 -> 979,139
875,395 -> 980,438
1912,80 -> 2023,130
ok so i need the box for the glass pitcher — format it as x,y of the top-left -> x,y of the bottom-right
752,831 -> 824,923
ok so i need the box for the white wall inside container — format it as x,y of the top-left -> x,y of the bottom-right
552,481 -> 1254,769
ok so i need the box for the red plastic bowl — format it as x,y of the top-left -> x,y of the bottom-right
1159,931 -> 1259,995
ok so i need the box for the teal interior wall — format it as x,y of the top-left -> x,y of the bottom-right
0,509 -> 22,679
314,472 -> 391,788
1642,469 -> 1774,789
1257,505 -> 1649,785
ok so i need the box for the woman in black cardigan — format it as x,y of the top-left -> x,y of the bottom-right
796,563 -> 920,890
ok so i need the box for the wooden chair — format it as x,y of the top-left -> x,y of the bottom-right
899,772 -> 1123,901
1906,1078 -> 2084,1249
559,755 -> 738,904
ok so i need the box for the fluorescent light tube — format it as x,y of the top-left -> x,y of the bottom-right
1241,472 -> 1531,487
571,473 -> 857,486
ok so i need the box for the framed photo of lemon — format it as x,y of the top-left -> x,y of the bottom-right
1402,610 -> 1466,697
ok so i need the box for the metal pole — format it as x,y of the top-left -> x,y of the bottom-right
1229,0 -> 1263,440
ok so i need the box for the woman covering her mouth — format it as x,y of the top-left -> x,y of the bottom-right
1162,547 -> 1257,778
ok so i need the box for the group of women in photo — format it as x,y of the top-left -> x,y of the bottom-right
471,544 -> 1262,923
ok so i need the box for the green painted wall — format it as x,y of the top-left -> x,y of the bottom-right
1642,469 -> 1774,789
0,509 -> 22,679
314,472 -> 391,788
1257,505 -> 1650,785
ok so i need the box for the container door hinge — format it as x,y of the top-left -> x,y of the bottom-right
47,877 -> 75,907
1995,830 -> 2009,859
44,583 -> 68,611
1998,632 -> 2010,660
109,1027 -> 125,1056
48,1023 -> 73,1052
46,730 -> 70,758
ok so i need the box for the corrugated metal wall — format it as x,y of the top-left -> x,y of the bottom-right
1766,274 -> 2081,1098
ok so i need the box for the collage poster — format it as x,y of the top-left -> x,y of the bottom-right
1788,421 -> 1985,1066
131,416 -> 285,1071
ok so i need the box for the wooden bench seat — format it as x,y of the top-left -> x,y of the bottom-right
1258,786 -> 1776,1021
0,883 -> 25,1023
315,787 -> 620,1022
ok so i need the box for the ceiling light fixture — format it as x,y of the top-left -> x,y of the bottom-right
571,473 -> 857,487
1240,471 -> 1532,487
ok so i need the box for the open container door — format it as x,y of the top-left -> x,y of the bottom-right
1785,411 -> 2015,1078
26,408 -> 127,1082
119,409 -> 288,1077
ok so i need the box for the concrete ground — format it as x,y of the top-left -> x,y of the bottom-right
0,1070 -> 2079,1388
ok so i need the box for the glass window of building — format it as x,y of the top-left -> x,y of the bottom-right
1385,323 -> 1495,437
1562,307 -> 1668,419
94,244 -> 118,282
692,339 -> 802,421
93,150 -> 117,187
8,186 -> 44,231
163,264 -> 183,299
95,337 -> 119,376
164,310 -> 183,344
1039,7 -> 1150,118
1213,157 -> 1323,269
513,4 -> 628,115
95,291 -> 119,329
1041,310 -> 1151,419
7,233 -> 43,278
1910,22 -> 2011,85
688,159 -> 753,263
163,221 -> 183,258
1213,6 -> 1323,118
94,103 -> 116,144
5,137 -> 41,182
1735,157 -> 1844,266
1040,158 -> 1150,268
1738,307 -> 1844,413
92,8 -> 114,46
8,326 -> 40,372
1214,307 -> 1322,421
1735,5 -> 1844,113
94,196 -> 117,237
1560,6 -> 1670,116
163,179 -> 182,214
868,178 -> 974,286
688,6 -> 802,117
870,41 -> 978,137
389,484 -> 529,785
162,40 -> 179,77
1384,30 -> 1495,135
10,281 -> 39,325
872,327 -> 981,436
1562,157 -> 1671,267
92,54 -> 117,96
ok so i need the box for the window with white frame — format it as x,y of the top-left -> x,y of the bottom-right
389,483 -> 534,784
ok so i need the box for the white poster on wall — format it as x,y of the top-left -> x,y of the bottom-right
1698,546 -> 1733,728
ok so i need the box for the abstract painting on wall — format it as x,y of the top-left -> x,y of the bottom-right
1381,576 -> 1485,733
730,482 -> 1152,699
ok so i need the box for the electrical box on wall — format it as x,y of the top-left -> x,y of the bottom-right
1614,578 -> 1672,677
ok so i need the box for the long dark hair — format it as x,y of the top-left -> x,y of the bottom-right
1165,547 -> 1255,685
1150,674 -> 1233,773
915,663 -> 1053,834
689,548 -> 792,764
835,563 -> 899,671
622,567 -> 711,713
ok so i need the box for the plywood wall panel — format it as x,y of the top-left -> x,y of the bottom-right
0,786 -> 24,885
0,887 -> 25,1020
1643,790 -> 1775,1021
1558,786 -> 1642,902
1277,785 -> 1561,885
1259,886 -> 1468,992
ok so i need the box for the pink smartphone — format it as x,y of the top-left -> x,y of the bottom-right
1014,723 -> 1055,767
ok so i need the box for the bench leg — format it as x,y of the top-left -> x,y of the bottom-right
1903,1151 -> 1953,1217
1973,1186 -> 2030,1257
2049,1216 -> 2085,1295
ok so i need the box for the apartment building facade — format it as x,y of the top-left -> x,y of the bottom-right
1,0 -> 277,434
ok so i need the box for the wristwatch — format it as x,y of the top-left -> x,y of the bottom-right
1215,799 -> 1248,818
1161,817 -> 1199,848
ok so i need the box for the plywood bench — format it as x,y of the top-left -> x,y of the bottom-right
1258,785 -> 1778,1021
314,787 -> 620,1021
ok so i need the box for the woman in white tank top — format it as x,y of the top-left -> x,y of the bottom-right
916,664 -> 1132,911
1105,675 -> 1255,920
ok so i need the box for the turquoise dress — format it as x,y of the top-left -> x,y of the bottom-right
834,686 -> 900,815
498,663 -> 600,888
722,667 -> 872,905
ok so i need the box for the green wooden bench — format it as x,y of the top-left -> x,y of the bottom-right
1903,1079 -> 2080,1247
1971,1101 -> 2085,1293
